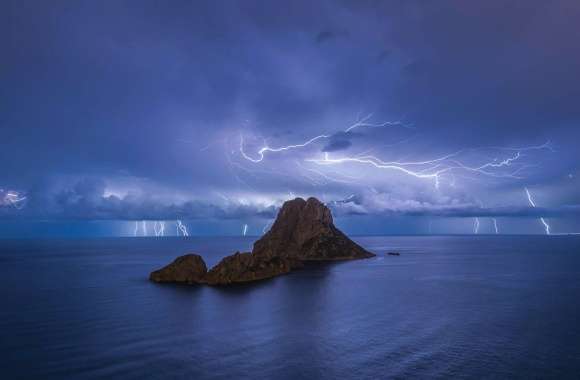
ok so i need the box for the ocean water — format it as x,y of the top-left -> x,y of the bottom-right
1,236 -> 580,379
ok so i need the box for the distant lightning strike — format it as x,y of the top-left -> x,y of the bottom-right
134,220 -> 151,237
154,221 -> 165,237
134,220 -> 149,237
242,223 -> 248,236
492,218 -> 499,234
176,220 -> 189,237
132,220 -> 172,237
524,187 -> 551,235
474,218 -> 480,234
1,190 -> 27,210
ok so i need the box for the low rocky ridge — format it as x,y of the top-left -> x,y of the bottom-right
149,197 -> 375,286
205,252 -> 303,285
149,254 -> 207,284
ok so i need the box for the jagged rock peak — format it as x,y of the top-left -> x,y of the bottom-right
252,197 -> 374,260
273,197 -> 334,226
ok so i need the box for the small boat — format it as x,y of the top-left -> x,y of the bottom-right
387,252 -> 400,256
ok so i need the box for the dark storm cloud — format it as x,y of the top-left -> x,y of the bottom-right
322,139 -> 352,152
2,178 -> 578,221
328,193 -> 580,219
315,29 -> 348,44
1,0 -> 579,228
321,131 -> 361,152
331,203 -> 580,219
0,178 -> 277,221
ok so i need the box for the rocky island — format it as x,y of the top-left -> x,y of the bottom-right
150,197 -> 375,285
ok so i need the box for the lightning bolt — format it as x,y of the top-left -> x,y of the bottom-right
230,116 -> 561,236
237,111 -> 551,189
239,114 -> 409,163
242,223 -> 248,236
307,145 -> 546,189
295,160 -> 360,185
308,153 -> 444,186
524,187 -> 551,235
133,221 -> 166,237
154,221 -> 165,237
176,220 -> 189,237
240,134 -> 330,163
343,113 -> 412,132
1,190 -> 27,210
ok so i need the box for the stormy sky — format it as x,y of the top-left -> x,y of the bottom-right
1,0 -> 579,236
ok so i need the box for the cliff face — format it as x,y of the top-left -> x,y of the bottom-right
149,197 -> 374,286
253,197 -> 374,260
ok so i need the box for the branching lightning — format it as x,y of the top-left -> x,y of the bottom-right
1,189 -> 27,210
229,113 -> 561,235
524,187 -> 551,235
176,220 -> 189,237
307,153 -> 444,187
239,114 -> 409,164
307,145 -> 547,189
240,134 -> 330,163
237,113 -> 552,190
343,113 -> 412,132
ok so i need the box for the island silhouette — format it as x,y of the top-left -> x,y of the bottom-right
150,197 -> 375,285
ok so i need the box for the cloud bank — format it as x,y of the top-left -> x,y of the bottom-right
2,179 -> 579,221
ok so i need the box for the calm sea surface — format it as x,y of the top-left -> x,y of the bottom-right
1,236 -> 580,379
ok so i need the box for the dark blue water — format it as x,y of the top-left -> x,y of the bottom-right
1,236 -> 580,379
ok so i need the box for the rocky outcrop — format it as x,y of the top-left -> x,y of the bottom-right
205,252 -> 303,285
149,197 -> 374,286
253,197 -> 374,260
149,254 -> 207,284
149,252 -> 301,286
